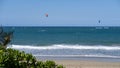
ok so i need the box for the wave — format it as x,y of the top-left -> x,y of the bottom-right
34,55 -> 120,59
7,44 -> 120,50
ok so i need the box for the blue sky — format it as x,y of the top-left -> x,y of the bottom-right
0,0 -> 120,26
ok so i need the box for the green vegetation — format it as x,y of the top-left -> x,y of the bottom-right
0,46 -> 64,68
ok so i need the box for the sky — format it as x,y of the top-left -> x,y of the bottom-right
0,0 -> 120,26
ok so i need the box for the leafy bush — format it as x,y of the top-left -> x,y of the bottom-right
0,46 -> 64,68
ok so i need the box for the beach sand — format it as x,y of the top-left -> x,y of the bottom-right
54,60 -> 120,68
36,56 -> 120,68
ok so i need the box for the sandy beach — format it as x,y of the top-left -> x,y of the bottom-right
54,60 -> 120,68
37,56 -> 120,68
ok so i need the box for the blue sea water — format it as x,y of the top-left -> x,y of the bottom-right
4,27 -> 120,59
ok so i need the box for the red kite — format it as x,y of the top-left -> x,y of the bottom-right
45,13 -> 48,17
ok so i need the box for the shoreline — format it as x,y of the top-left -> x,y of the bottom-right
36,55 -> 120,62
36,56 -> 120,68
54,60 -> 120,68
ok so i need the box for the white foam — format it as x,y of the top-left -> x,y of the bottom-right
34,55 -> 120,58
7,44 -> 120,50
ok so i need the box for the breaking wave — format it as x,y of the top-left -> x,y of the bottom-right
7,44 -> 120,50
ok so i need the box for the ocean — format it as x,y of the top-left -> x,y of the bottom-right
4,27 -> 120,59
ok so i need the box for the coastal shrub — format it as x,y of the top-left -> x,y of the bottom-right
56,65 -> 64,68
44,60 -> 56,68
0,46 -> 64,68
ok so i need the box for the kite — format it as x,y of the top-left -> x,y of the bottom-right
45,13 -> 48,17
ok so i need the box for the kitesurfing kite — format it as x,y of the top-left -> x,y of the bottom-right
98,20 -> 101,23
45,13 -> 48,17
